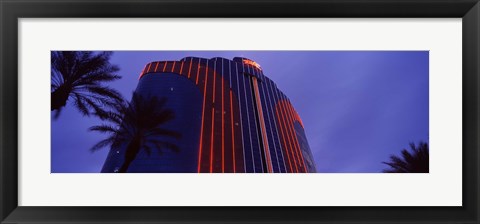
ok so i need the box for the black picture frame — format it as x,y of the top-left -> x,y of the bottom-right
1,0 -> 479,223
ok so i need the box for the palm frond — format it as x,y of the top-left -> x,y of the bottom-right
382,141 -> 429,173
85,86 -> 124,103
89,125 -> 118,134
88,92 -> 181,173
90,137 -> 116,152
51,51 -> 123,119
73,93 -> 90,116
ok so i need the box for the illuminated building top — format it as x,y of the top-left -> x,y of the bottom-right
242,59 -> 262,70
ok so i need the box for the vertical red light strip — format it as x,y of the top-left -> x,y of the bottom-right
212,72 -> 216,103
146,63 -> 152,73
162,61 -> 167,72
276,107 -> 293,172
209,107 -> 215,173
197,61 -> 208,173
252,78 -> 273,173
221,77 -> 225,172
154,62 -> 159,72
188,60 -> 193,78
196,63 -> 201,84
280,100 -> 299,172
285,101 -> 299,173
286,102 -> 304,173
281,100 -> 299,173
209,66 -> 215,173
286,102 -> 302,172
283,100 -> 301,172
288,104 -> 307,172
179,61 -> 184,74
230,90 -> 236,173
171,61 -> 176,72
139,64 -> 147,78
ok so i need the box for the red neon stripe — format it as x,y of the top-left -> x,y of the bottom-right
196,63 -> 201,84
279,101 -> 296,172
276,106 -> 293,172
287,102 -> 303,172
179,61 -> 184,74
139,64 -> 147,79
288,104 -> 307,172
280,100 -> 299,172
212,71 -> 216,103
146,63 -> 152,73
197,63 -> 209,173
171,61 -> 176,72
284,102 -> 302,173
221,77 -> 225,173
283,102 -> 298,172
187,61 -> 193,78
285,103 -> 300,172
154,62 -> 159,72
258,80 -> 273,173
230,90 -> 236,173
209,66 -> 216,173
252,78 -> 273,173
162,61 -> 167,72
287,105 -> 303,172
209,108 -> 215,173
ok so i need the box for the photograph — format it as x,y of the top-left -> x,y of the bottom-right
3,0 -> 478,222
51,51 -> 429,173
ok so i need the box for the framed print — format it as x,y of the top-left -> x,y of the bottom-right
1,0 -> 479,223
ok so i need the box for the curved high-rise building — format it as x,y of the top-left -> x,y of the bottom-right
101,57 -> 316,173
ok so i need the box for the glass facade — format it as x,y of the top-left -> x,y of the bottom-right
101,57 -> 316,173
101,73 -> 203,172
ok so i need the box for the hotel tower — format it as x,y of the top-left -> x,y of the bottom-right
101,57 -> 316,173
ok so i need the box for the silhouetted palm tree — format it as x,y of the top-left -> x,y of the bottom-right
382,142 -> 429,173
89,93 -> 181,173
51,51 -> 123,118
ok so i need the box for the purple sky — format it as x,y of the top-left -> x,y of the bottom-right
51,51 -> 429,173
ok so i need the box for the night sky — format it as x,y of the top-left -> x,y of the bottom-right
51,51 -> 429,173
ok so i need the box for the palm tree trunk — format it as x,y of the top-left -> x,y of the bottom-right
118,139 -> 141,173
118,158 -> 134,173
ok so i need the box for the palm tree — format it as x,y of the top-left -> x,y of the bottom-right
382,142 -> 429,173
51,51 -> 123,118
89,93 -> 181,173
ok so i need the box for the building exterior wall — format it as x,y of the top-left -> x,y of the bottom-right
294,121 -> 317,173
102,56 -> 316,173
101,73 -> 203,172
